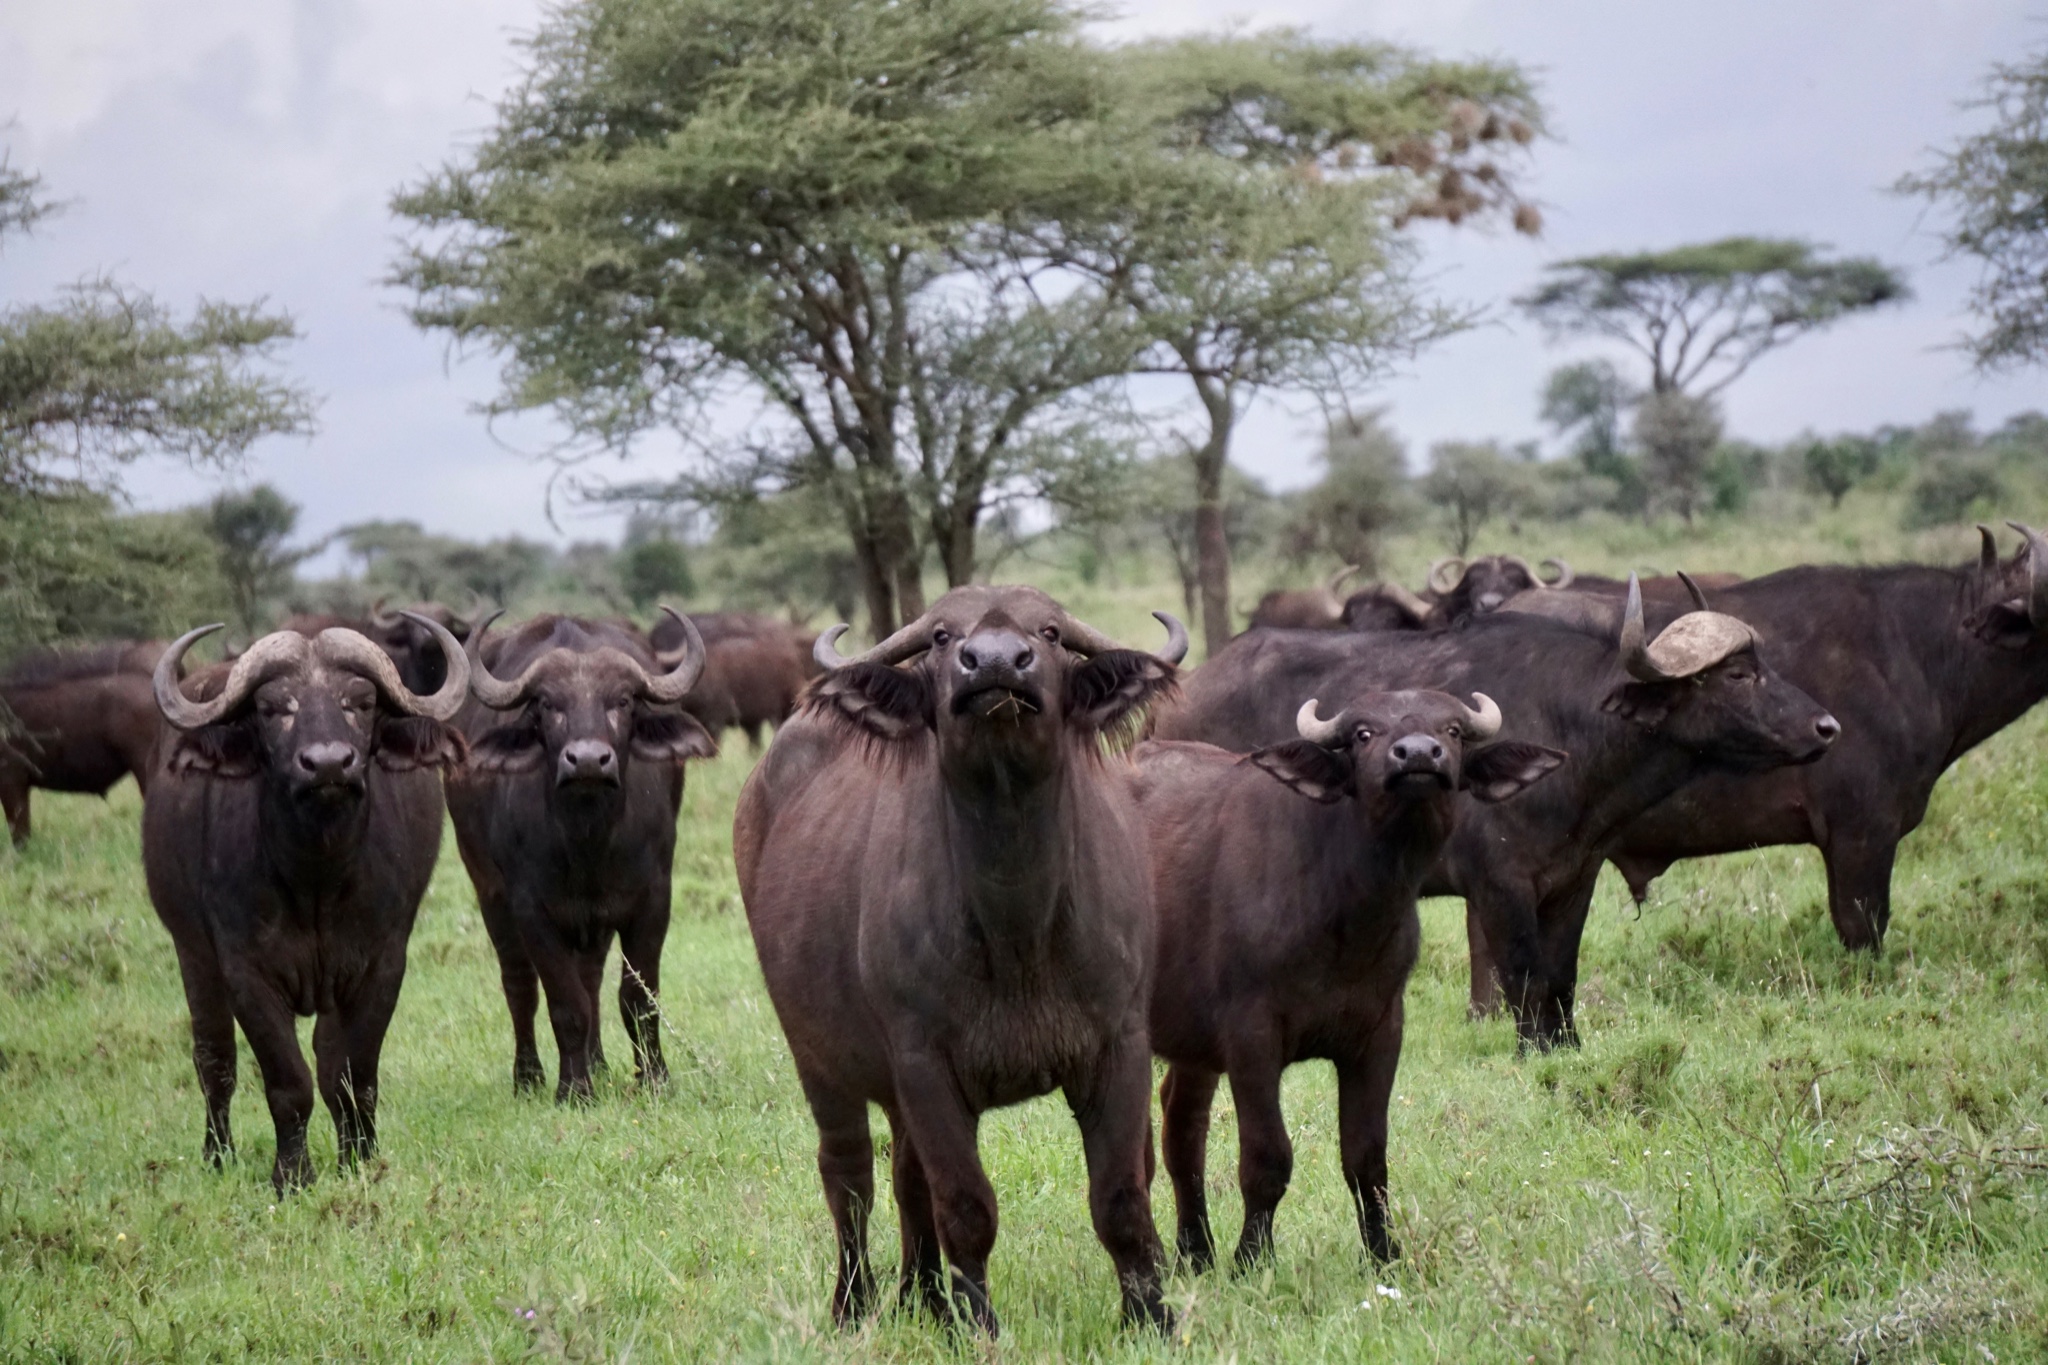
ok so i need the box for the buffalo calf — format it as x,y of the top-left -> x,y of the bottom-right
1135,692 -> 1561,1270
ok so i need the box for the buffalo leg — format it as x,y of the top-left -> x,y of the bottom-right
0,768 -> 27,848
316,956 -> 406,1169
1066,1029 -> 1169,1330
174,942 -> 237,1165
1823,836 -> 1896,952
1470,892 -> 1549,1050
1336,1000 -> 1405,1262
1159,1065 -> 1220,1271
618,912 -> 669,1089
1225,1042 -> 1292,1270
885,1113 -> 948,1317
479,892 -> 544,1093
1464,904 -> 1503,1019
1534,876 -> 1600,1050
519,913 -> 601,1103
578,941 -> 610,1078
224,971 -> 317,1192
890,1048 -> 1000,1336
802,1079 -> 876,1324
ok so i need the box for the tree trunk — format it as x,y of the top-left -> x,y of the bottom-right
1188,378 -> 1237,659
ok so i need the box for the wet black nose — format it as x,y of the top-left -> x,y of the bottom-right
295,741 -> 360,782
1389,734 -> 1445,766
1814,713 -> 1841,744
557,739 -> 619,784
958,630 -> 1036,677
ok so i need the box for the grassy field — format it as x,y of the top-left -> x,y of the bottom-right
5,529 -> 2048,1362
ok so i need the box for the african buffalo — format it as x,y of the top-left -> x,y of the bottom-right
1136,691 -> 1562,1270
1155,576 -> 1838,1047
1605,525 -> 2048,950
447,611 -> 716,1102
650,610 -> 817,748
282,602 -> 471,694
1335,555 -> 1573,632
1248,566 -> 1360,630
1,642 -> 168,846
733,586 -> 1186,1334
142,616 -> 468,1191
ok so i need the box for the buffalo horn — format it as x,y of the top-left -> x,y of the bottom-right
1620,572 -> 1758,682
465,610 -> 551,709
368,596 -> 403,629
1377,580 -> 1435,625
813,611 -> 940,671
1502,554 -> 1539,587
637,607 -> 707,702
1296,699 -> 1346,746
1324,564 -> 1360,596
1677,570 -> 1711,613
1457,692 -> 1503,741
1427,556 -> 1466,595
1977,524 -> 1999,573
153,626 -> 309,731
315,614 -> 471,721
1054,610 -> 1190,666
1541,557 -> 1575,589
2006,521 -> 2048,627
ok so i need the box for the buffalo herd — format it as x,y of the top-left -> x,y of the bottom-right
5,524 -> 2047,1334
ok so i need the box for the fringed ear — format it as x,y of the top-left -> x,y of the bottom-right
1461,741 -> 1567,804
802,663 -> 933,741
1966,599 -> 2036,650
1067,651 -> 1178,737
1602,681 -> 1678,729
630,710 -> 719,763
1246,740 -> 1354,804
167,722 -> 262,779
466,719 -> 546,774
375,716 -> 468,772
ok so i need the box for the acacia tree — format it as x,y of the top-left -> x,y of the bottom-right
1898,46 -> 2048,369
1420,440 -> 1529,554
1052,33 -> 1544,655
205,485 -> 318,633
1520,237 -> 1908,399
1,156 -> 315,653
393,0 -> 1146,636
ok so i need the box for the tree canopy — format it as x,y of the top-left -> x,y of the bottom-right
1519,237 -> 1908,399
1898,46 -> 2048,370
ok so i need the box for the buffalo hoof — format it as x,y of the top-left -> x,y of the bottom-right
1174,1225 -> 1216,1275
1366,1231 -> 1402,1263
899,1268 -> 950,1321
1121,1280 -> 1173,1333
947,1270 -> 999,1338
271,1154 -> 316,1195
512,1062 -> 545,1095
555,1078 -> 597,1107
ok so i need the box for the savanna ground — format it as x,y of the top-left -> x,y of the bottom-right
4,499 -> 2048,1362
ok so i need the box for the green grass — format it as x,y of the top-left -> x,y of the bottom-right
6,558 -> 2048,1360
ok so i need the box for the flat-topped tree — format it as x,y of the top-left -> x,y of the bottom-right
1520,237 -> 1908,400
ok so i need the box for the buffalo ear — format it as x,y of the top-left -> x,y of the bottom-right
1967,599 -> 2034,649
1067,650 -> 1178,735
804,663 -> 932,741
1461,741 -> 1567,804
467,721 -> 546,774
631,710 -> 720,763
375,716 -> 467,772
1602,681 -> 1677,728
1247,740 -> 1353,804
167,722 -> 262,779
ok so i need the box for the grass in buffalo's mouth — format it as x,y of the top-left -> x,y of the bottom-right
2,699 -> 2045,1362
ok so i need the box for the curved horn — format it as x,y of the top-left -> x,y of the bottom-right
1427,556 -> 1466,595
639,607 -> 707,702
1457,692 -> 1503,742
2006,522 -> 2048,627
1540,557 -> 1575,589
813,612 -> 937,670
1295,698 -> 1345,746
368,596 -> 403,629
153,626 -> 308,731
1054,610 -> 1189,666
1976,524 -> 1999,573
1501,554 -> 1539,587
1377,581 -> 1434,626
314,614 -> 471,722
465,610 -> 550,710
1676,570 -> 1711,613
1323,564 -> 1360,596
1619,573 -> 1674,683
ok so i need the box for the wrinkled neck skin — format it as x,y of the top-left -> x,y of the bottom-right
544,772 -> 630,848
1310,787 -> 1456,929
936,720 -> 1079,985
259,768 -> 372,892
1552,707 -> 1701,855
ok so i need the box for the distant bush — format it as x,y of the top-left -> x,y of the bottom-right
1905,455 -> 2006,529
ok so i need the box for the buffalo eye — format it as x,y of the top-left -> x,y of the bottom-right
1039,625 -> 1060,643
931,628 -> 952,647
1353,724 -> 1374,743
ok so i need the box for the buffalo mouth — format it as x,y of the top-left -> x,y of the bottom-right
1384,767 -> 1453,794
954,683 -> 1044,721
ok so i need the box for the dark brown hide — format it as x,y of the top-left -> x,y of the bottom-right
1135,693 -> 1561,1270
446,614 -> 715,1102
141,621 -> 467,1192
1,642 -> 168,845
733,585 -> 1183,1334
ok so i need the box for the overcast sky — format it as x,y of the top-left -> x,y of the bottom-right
3,0 -> 2042,556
